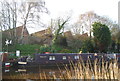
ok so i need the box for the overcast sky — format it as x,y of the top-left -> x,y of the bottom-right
28,0 -> 120,33
43,0 -> 119,22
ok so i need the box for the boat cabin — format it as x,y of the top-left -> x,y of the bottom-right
34,53 -> 103,65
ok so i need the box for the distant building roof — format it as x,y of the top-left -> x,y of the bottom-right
74,33 -> 89,40
64,31 -> 73,39
3,26 -> 29,37
31,28 -> 52,37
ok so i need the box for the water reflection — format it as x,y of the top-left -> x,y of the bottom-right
17,69 -> 26,72
4,69 -> 10,73
2,66 -> 67,79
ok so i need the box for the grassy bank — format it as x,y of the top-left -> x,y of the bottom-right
5,44 -> 41,56
5,44 -> 75,57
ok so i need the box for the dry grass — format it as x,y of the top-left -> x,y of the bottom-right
3,58 -> 120,80
57,58 -> 119,80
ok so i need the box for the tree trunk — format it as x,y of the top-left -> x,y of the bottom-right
21,4 -> 31,44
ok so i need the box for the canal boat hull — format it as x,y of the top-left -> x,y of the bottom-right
3,53 -> 119,68
13,53 -> 110,68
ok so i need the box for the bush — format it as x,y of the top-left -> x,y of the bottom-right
8,55 -> 18,59
39,45 -> 52,53
39,45 -> 64,53
81,39 -> 94,53
53,35 -> 68,47
50,45 -> 63,53
59,49 -> 72,53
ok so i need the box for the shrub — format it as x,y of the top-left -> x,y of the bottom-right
81,39 -> 94,53
53,35 -> 68,47
39,45 -> 52,53
59,49 -> 72,53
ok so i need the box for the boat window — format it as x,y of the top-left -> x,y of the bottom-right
40,56 -> 47,58
88,55 -> 92,58
63,56 -> 66,60
49,56 -> 55,60
74,56 -> 79,59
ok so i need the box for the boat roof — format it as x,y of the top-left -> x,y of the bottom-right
34,53 -> 104,55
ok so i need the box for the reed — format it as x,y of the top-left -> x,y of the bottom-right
4,58 -> 120,80
70,58 -> 118,80
39,58 -> 119,80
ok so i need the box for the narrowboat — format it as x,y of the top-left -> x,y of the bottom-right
15,53 -> 109,67
3,53 -> 119,68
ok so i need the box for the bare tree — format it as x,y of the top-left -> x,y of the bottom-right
72,11 -> 116,38
18,0 -> 48,44
0,0 -> 18,45
71,22 -> 83,35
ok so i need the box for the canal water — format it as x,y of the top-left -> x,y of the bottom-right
2,66 -> 67,79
